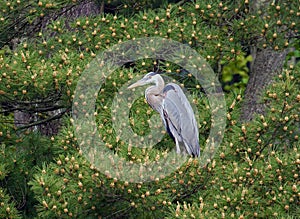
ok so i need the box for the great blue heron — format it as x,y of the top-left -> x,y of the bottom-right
128,72 -> 200,157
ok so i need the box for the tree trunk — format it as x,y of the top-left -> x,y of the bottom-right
240,0 -> 288,121
240,49 -> 287,121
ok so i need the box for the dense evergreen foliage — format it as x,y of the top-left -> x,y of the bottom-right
0,0 -> 299,218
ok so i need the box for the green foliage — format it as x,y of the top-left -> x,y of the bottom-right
30,128 -> 213,218
0,131 -> 61,217
0,0 -> 81,47
166,59 -> 300,219
0,0 -> 299,218
104,0 -> 180,15
29,58 -> 299,219
286,48 -> 300,68
29,153 -> 105,218
1,0 -> 299,105
222,54 -> 252,92
0,188 -> 21,219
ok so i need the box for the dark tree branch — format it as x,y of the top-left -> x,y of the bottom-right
16,108 -> 68,130
0,104 -> 65,114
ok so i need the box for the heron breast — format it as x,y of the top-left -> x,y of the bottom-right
146,94 -> 163,112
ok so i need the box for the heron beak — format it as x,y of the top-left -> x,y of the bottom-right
128,79 -> 147,89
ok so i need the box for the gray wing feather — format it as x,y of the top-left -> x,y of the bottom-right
162,83 -> 200,156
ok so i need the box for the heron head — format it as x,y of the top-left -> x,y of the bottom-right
128,72 -> 159,89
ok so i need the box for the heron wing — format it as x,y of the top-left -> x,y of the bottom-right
162,83 -> 200,156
